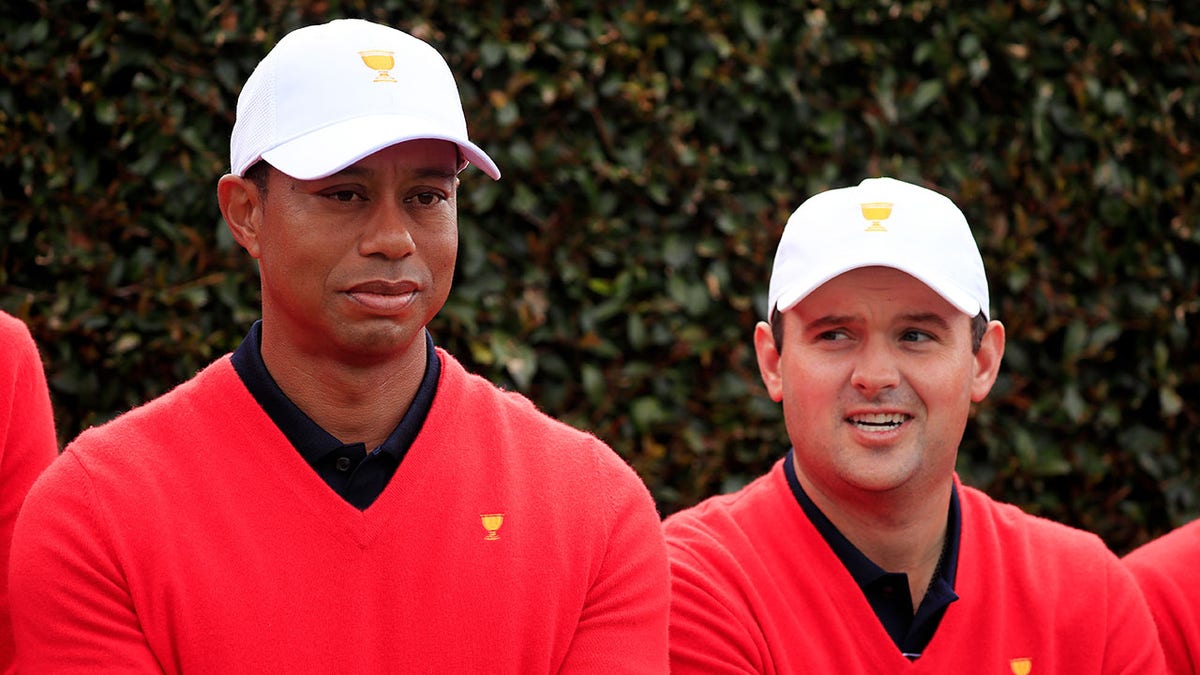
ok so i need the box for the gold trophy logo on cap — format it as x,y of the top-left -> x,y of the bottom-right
358,50 -> 397,82
860,202 -> 893,232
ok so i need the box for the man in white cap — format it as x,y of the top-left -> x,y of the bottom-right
10,19 -> 669,672
662,177 -> 1165,673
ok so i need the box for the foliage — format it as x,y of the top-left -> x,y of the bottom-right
2,0 -> 1197,554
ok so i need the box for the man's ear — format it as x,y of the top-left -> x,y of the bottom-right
217,173 -> 264,259
754,320 -> 785,403
970,319 -> 1006,403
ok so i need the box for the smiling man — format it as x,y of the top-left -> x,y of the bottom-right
662,177 -> 1165,674
9,19 -> 668,672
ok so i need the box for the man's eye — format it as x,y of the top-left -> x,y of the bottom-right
901,330 -> 933,342
328,190 -> 361,202
407,191 -> 443,206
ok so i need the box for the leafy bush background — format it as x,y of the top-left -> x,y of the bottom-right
3,0 -> 1197,554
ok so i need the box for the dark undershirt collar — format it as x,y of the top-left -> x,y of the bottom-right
784,449 -> 961,659
230,320 -> 439,509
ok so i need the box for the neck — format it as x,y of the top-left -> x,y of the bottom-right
261,333 -> 427,452
794,457 -> 952,609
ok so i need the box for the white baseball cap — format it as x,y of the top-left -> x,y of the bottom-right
768,177 -> 989,320
229,19 -> 500,181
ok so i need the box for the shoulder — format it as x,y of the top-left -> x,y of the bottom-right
432,348 -> 619,460
431,348 -> 652,506
665,466 -> 778,528
0,309 -> 34,347
1124,519 -> 1200,586
957,482 -> 1154,615
24,355 -> 260,542
0,310 -> 52,422
1125,519 -> 1200,568
663,461 -> 794,563
433,348 -> 572,420
61,356 -> 242,469
0,310 -> 41,377
959,482 -> 1112,556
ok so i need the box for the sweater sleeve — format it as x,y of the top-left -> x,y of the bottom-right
0,315 -> 58,674
1126,561 -> 1199,675
1101,550 -> 1168,675
663,516 -> 767,675
8,451 -> 163,672
556,449 -> 670,674
1123,524 -> 1200,675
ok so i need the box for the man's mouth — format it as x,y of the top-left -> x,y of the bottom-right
345,280 -> 418,312
847,413 -> 909,431
348,280 -> 417,295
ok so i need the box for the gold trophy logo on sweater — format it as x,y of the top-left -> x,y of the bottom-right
1010,657 -> 1032,675
480,513 -> 505,541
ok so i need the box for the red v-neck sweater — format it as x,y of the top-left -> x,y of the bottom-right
663,459 -> 1166,674
1124,519 -> 1200,675
10,350 -> 669,673
0,311 -> 58,674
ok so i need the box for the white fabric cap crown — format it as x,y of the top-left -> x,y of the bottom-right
229,18 -> 500,181
768,177 -> 989,320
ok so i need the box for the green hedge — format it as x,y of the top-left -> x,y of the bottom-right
3,0 -> 1197,554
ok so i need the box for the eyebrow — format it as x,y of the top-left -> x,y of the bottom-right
805,312 -> 953,331
899,312 -> 953,331
806,314 -> 859,331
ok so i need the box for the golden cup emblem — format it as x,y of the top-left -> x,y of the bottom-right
860,201 -> 893,232
480,513 -> 504,541
1010,658 -> 1032,675
359,50 -> 397,82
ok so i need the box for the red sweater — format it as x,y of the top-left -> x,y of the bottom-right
663,459 -> 1166,674
1124,519 -> 1200,674
10,350 -> 669,673
0,311 -> 58,674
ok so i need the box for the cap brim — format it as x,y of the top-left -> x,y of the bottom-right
774,258 -> 984,320
261,113 -> 500,181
